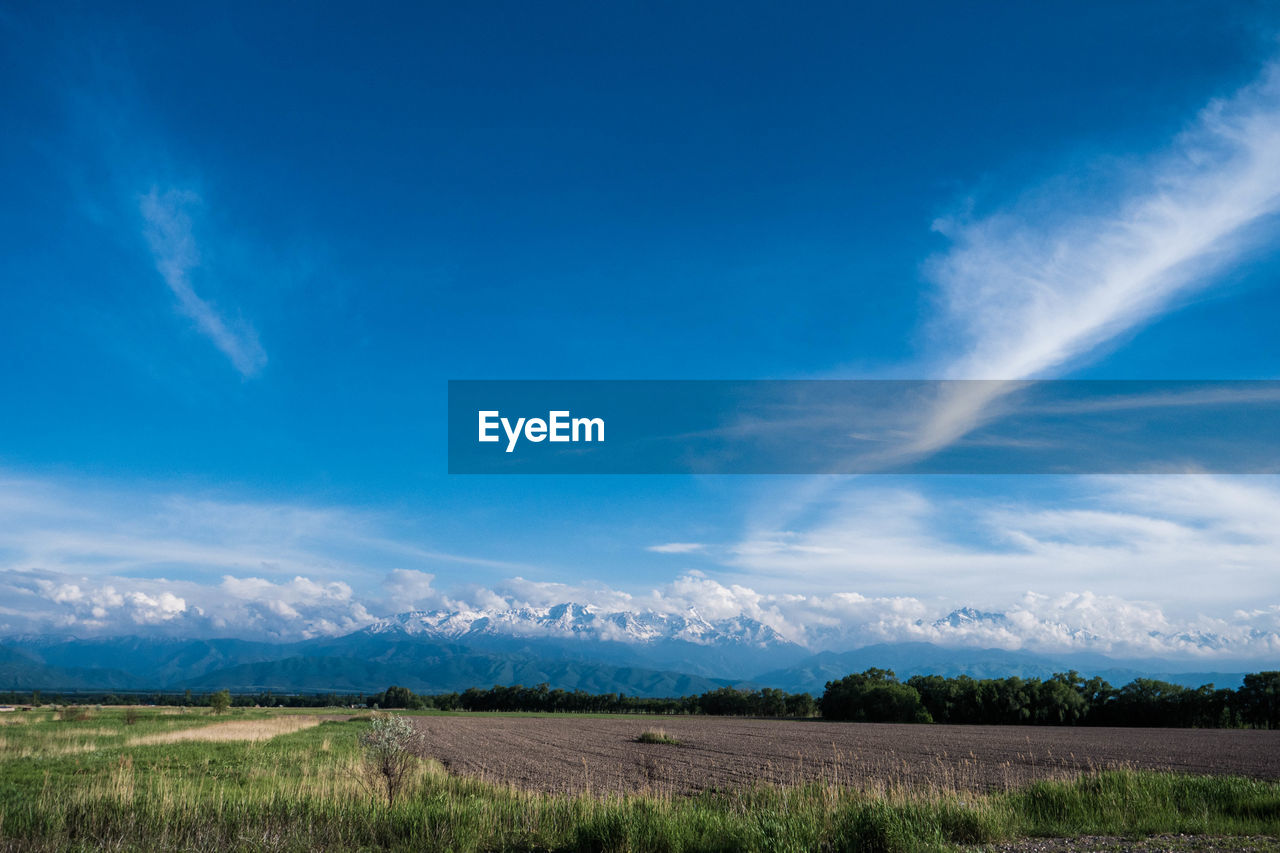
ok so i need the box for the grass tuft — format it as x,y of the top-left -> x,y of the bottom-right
637,727 -> 681,745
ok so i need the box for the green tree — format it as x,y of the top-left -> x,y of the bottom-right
372,685 -> 422,709
785,692 -> 816,717
1238,671 -> 1280,729
820,669 -> 931,723
1031,675 -> 1089,725
210,689 -> 232,715
757,688 -> 788,717
698,687 -> 752,716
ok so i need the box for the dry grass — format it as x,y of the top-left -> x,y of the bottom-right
55,706 -> 94,722
636,727 -> 681,745
48,726 -> 117,739
127,715 -> 321,745
0,735 -> 101,758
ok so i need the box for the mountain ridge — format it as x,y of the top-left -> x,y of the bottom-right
0,603 -> 1267,695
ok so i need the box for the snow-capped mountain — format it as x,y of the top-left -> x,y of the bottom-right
365,601 -> 1252,661
2,605 -> 1265,693
362,602 -> 792,648
932,607 -> 1007,630
359,602 -> 809,678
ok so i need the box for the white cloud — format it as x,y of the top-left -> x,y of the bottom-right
13,569 -> 371,640
444,553 -> 1279,661
0,473 -> 507,586
140,187 -> 268,378
908,59 -> 1280,456
220,575 -> 353,605
454,571 -> 1280,660
734,60 -> 1280,599
495,577 -> 638,612
0,471 -> 518,639
124,590 -> 187,624
382,569 -> 458,611
27,574 -> 189,630
2,556 -> 1278,659
727,476 -> 1280,610
646,542 -> 707,554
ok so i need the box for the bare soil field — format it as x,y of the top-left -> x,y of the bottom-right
412,716 -> 1280,797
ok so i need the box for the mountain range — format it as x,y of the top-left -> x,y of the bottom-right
0,602 -> 1266,696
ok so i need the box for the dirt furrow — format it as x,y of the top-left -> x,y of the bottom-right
412,716 -> 1280,797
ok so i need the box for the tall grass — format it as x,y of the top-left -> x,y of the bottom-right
0,708 -> 1277,852
636,727 -> 681,745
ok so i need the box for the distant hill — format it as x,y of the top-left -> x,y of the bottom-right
16,636 -> 287,684
0,634 -> 737,697
180,653 -> 734,696
0,604 -> 1266,696
0,645 -> 145,691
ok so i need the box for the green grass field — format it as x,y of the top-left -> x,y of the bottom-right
1,707 -> 1278,852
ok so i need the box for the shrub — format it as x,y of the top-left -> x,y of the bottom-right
123,707 -> 141,725
209,690 -> 232,715
636,727 -> 680,745
358,712 -> 422,805
56,706 -> 93,722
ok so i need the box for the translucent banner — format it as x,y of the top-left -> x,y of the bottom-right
447,380 -> 1280,474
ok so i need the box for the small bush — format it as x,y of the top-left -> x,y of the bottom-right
358,712 -> 422,805
56,706 -> 93,722
210,690 -> 232,715
123,707 -> 141,725
636,727 -> 680,745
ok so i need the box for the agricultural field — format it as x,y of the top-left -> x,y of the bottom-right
412,715 -> 1280,797
1,706 -> 1279,852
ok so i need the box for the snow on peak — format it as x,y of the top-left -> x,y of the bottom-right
361,602 -> 790,647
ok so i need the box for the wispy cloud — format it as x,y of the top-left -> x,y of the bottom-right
0,471 -> 519,602
910,59 -> 1280,455
727,476 -> 1280,610
646,542 -> 707,554
139,187 -> 268,378
0,469 -> 536,640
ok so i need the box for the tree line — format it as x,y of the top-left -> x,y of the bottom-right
0,690 -> 367,708
7,668 -> 1277,728
820,669 -> 1280,728
368,684 -> 818,717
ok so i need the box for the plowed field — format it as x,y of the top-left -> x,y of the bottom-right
412,715 -> 1280,796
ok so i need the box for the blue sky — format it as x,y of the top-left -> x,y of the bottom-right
2,2 -> 1280,659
